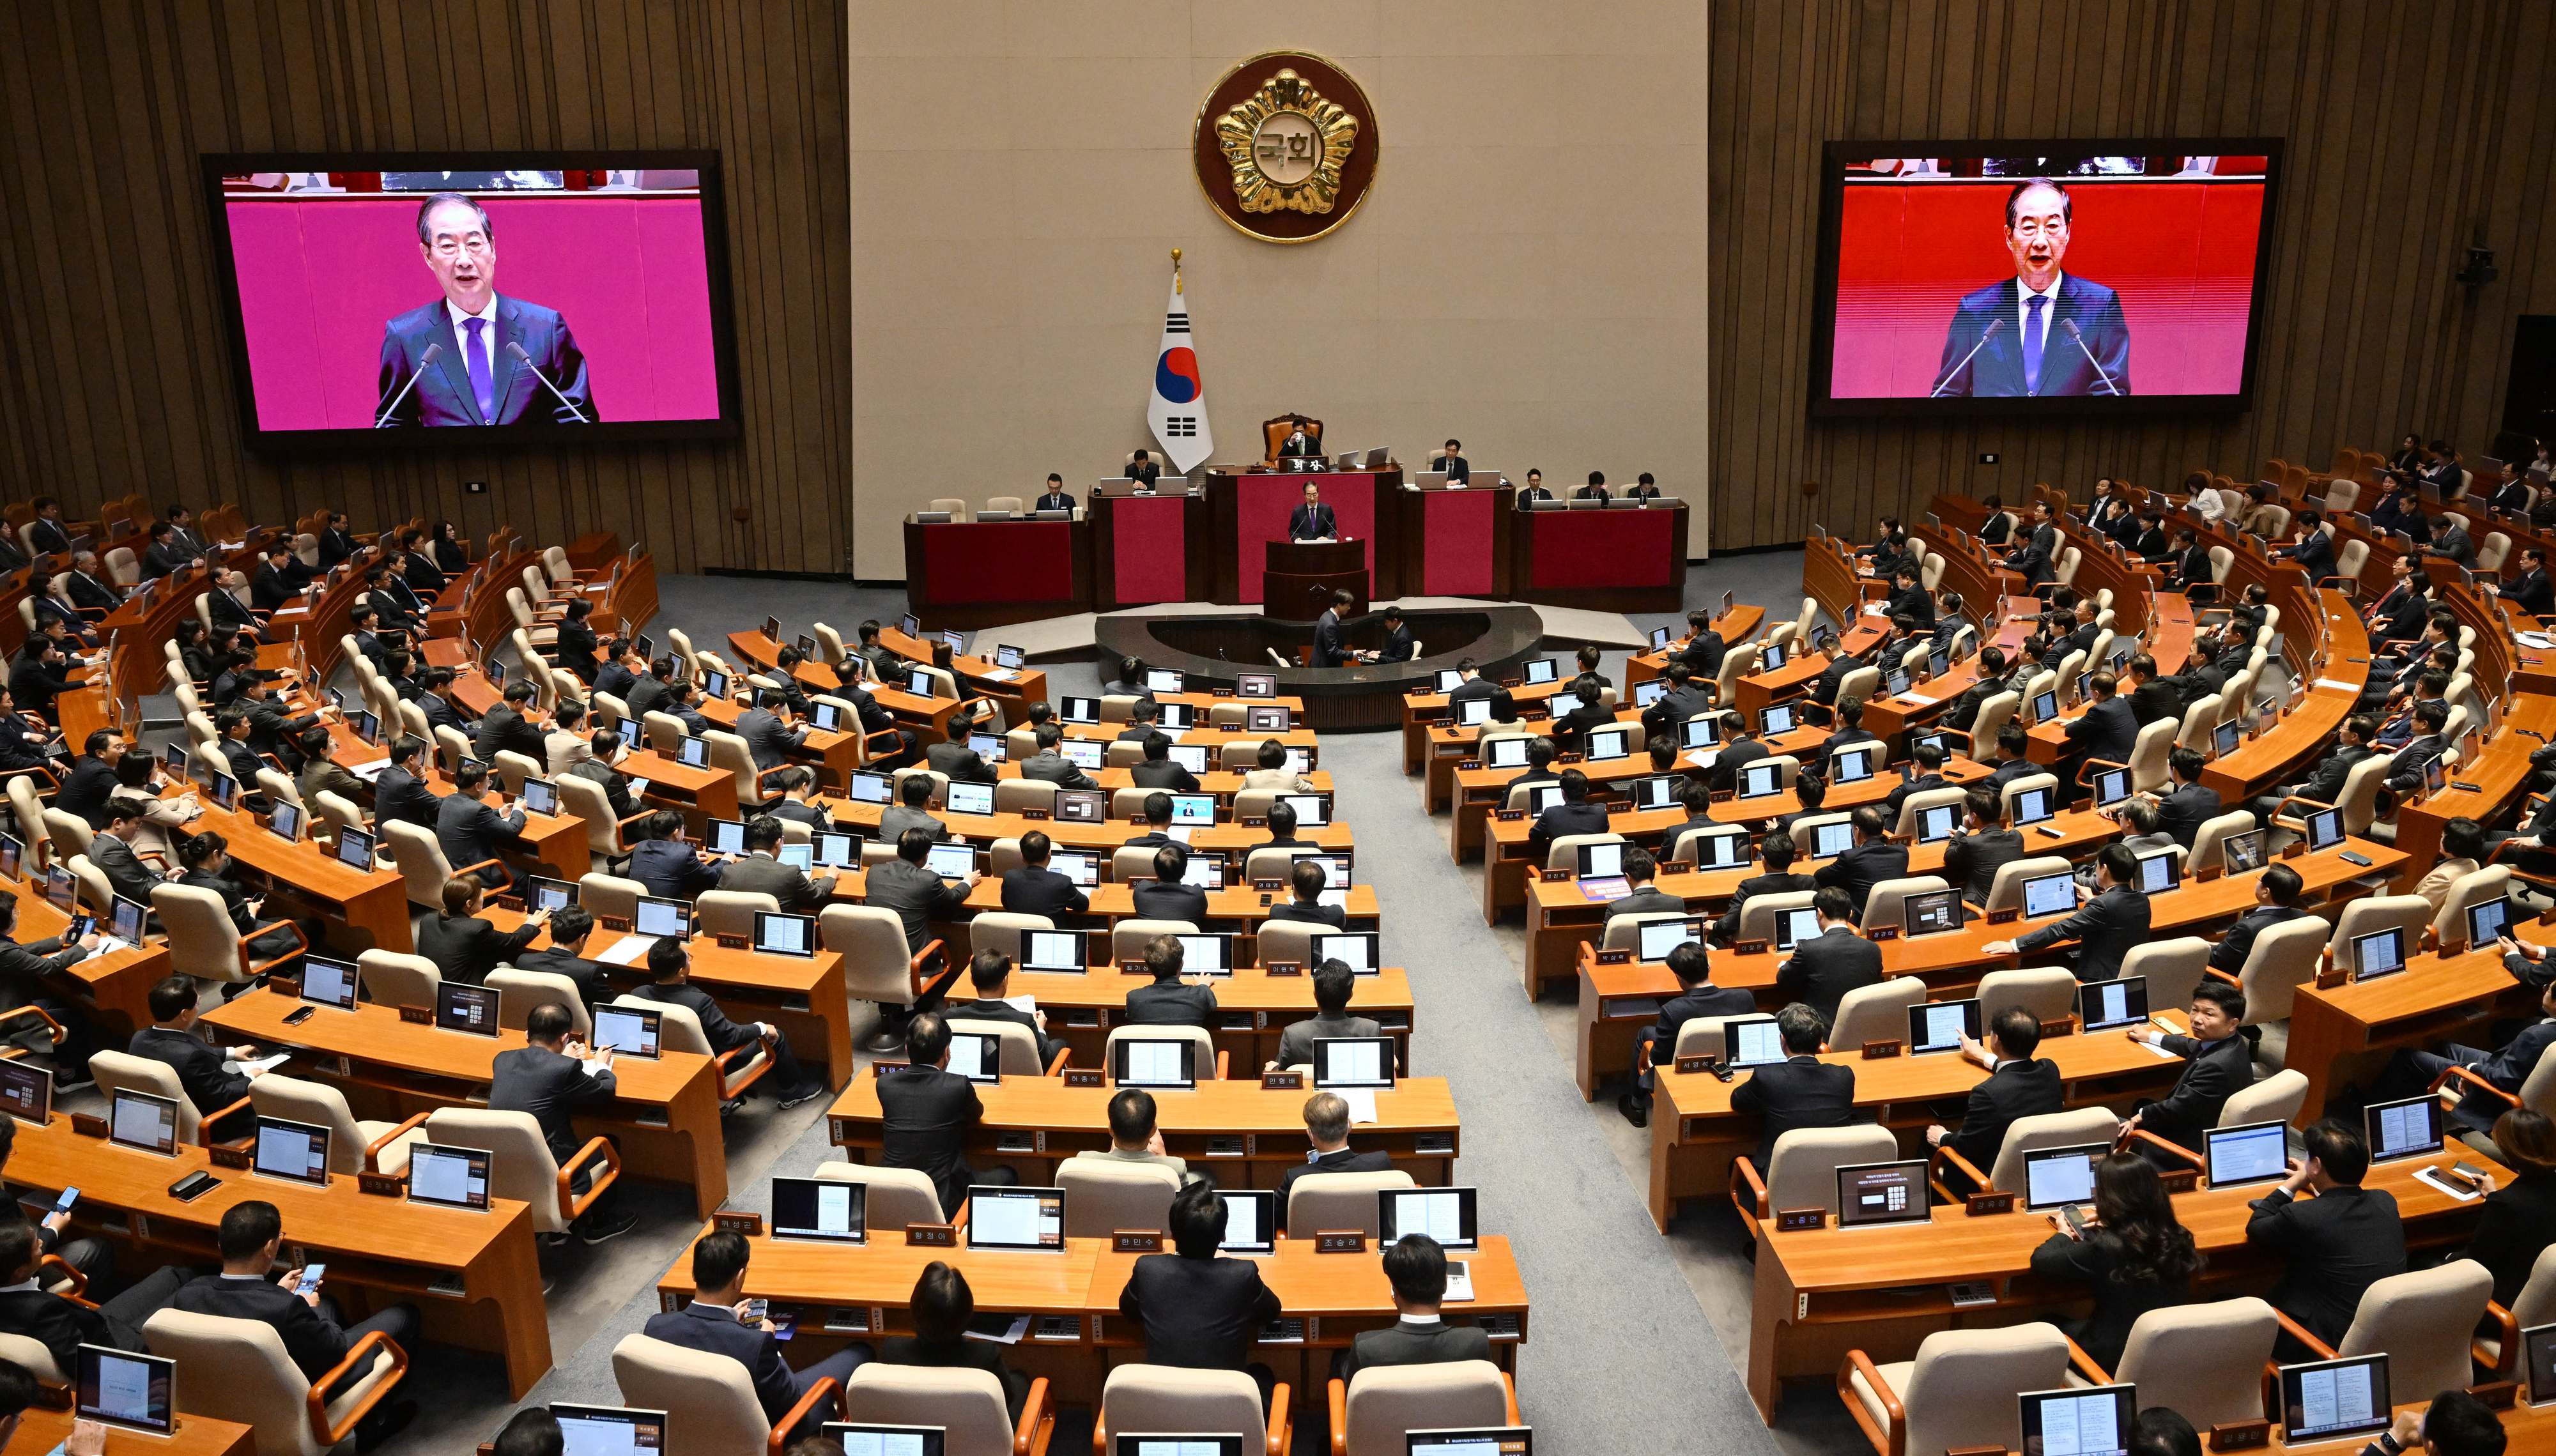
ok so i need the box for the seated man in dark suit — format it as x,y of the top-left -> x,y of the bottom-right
879,772 -> 951,845
733,689 -> 807,774
642,1230 -> 870,1441
950,951 -> 1065,1071
1809,696 -> 1878,779
2248,714 -> 2378,828
1505,735 -> 1560,797
1926,1004 -> 2065,1195
0,1219 -> 190,1381
488,1002 -> 635,1241
1359,605 -> 1415,664
1525,769 -> 1610,865
1001,829 -> 1089,921
512,904 -> 607,1009
2121,981 -> 2252,1164
1265,855 -> 1347,930
1128,733 -> 1200,794
128,976 -> 261,1142
879,1013 -> 1015,1218
2210,863 -> 2313,974
1269,959 -> 1381,1071
1728,1002 -> 1858,1170
2148,747 -> 2224,849
923,717 -> 996,786
1031,473 -> 1077,514
472,679 -> 546,766
419,875 -> 546,988
1122,934 -> 1216,1029
1605,847 -> 1686,923
1987,841 -> 2150,982
170,1201 -> 420,1441
2247,1119 -> 2406,1360
1129,845 -> 1210,923
1546,674 -> 1616,756
715,815 -> 839,912
627,809 -> 725,900
1706,713 -> 1769,796
1333,1233 -> 1495,1383
2360,979 -> 2556,1135
372,733 -> 443,830
1882,563 -> 1934,625
1712,831 -> 1815,946
1620,940 -> 1754,1127
1121,1181 -> 1284,1409
435,760 -> 531,894
1775,888 -> 1882,1022
1812,808 -> 1906,922
2057,671 -> 2140,805
1275,1091 -> 1397,1225
877,1262 -> 1033,1421
1016,723 -> 1098,790
1981,722 -> 2041,795
1879,740 -> 1950,829
1942,788 -> 2024,904
634,938 -> 825,1110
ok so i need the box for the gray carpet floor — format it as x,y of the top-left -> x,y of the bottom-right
376,555 -> 1826,1453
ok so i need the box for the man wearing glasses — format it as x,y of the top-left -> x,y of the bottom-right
375,192 -> 596,427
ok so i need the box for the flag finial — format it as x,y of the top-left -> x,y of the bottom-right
1171,247 -> 1183,294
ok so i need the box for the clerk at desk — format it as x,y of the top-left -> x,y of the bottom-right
1290,480 -> 1338,542
1033,473 -> 1076,513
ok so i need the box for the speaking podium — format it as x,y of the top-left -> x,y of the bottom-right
1262,539 -> 1369,622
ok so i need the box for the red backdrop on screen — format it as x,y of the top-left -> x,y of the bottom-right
224,195 -> 722,429
1830,180 -> 2262,397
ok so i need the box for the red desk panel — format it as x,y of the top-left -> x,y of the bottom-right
1110,497 -> 1192,604
1233,472 -> 1379,602
917,522 -> 1074,602
1420,488 -> 1500,595
1527,509 -> 1681,589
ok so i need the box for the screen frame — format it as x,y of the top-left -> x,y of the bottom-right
199,149 -> 745,449
1806,138 -> 2286,418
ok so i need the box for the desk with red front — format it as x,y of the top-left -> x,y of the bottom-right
901,516 -> 1091,631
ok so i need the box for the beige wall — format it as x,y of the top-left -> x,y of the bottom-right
849,0 -> 1709,578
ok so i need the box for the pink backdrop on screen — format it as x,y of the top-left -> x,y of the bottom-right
1235,474 -> 1377,604
224,196 -> 721,429
1830,180 -> 2262,397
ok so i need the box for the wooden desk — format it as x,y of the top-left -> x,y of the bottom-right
813,797 -> 1356,861
2282,942 -> 2541,1123
4,1114 -> 554,1397
202,992 -> 732,1218
2199,590 -> 2368,803
619,752 -> 740,835
1001,964 -> 1415,1071
10,1403 -> 254,1455
176,800 -> 414,956
826,1077 -> 1461,1190
1743,1158 -> 2488,1416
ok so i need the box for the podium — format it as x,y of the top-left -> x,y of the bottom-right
1262,539 -> 1369,622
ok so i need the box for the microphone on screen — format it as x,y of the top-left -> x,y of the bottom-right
2059,318 -> 2124,397
372,342 -> 443,427
505,340 -> 594,424
1927,318 -> 2006,397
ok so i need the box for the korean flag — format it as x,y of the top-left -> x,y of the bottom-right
1147,277 -> 1213,474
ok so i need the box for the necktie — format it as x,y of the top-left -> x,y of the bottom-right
463,316 -> 495,422
2023,294 -> 2047,395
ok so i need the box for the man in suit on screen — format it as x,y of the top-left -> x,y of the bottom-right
376,192 -> 597,427
1932,178 -> 2130,398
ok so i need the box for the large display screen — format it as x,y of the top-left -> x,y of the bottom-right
202,152 -> 739,446
1810,141 -> 2281,416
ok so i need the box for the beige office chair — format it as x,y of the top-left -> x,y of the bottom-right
356,948 -> 441,1009
967,911 -> 1052,964
1929,1106 -> 2119,1203
626,993 -> 773,1101
2299,1261 -> 2494,1403
247,1074 -> 427,1176
818,904 -> 944,1041
1096,1365 -> 1287,1456
1544,831 -> 1625,873
840,1365 -> 1052,1456
380,820 -> 496,910
424,1107 -> 618,1238
1828,978 -> 1925,1052
1731,1126 -> 1898,1228
1258,920 -> 1321,968
992,778 -> 1058,816
1332,1362 -> 1516,1456
487,966 -> 592,1040
2229,915 -> 2331,1067
1111,918 -> 1196,963
144,1308 -> 410,1456
2434,864 -> 2514,946
1056,1158 -> 1182,1237
1284,1169 -> 1415,1238
1978,856 -> 2073,914
90,1047 -> 242,1146
694,889 -> 778,939
154,882 -> 302,990
2079,1298 -> 2280,1430
1890,787 -> 1967,839
612,1333 -> 840,1456
2118,938 -> 2212,1018
2186,810 -> 2258,878
1859,876 -> 1950,935
1728,889 -> 1815,945
2477,1246 -> 2556,1379
1103,1025 -> 1222,1081
1599,912 -> 1699,955
810,1162 -> 946,1232
1972,967 -> 2077,1026
1842,1323 -> 2071,1456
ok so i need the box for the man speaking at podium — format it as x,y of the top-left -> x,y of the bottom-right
377,193 -> 596,427
1931,178 -> 2130,398
1289,480 -> 1338,542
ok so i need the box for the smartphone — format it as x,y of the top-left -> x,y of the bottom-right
739,1298 -> 769,1323
282,1005 -> 318,1026
63,914 -> 93,941
295,1264 -> 326,1297
167,1171 -> 220,1202
51,1187 -> 78,1215
2060,1204 -> 2087,1234
2451,1161 -> 2491,1189
2339,852 -> 2373,867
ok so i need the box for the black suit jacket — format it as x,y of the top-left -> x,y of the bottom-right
58,756 -> 119,830
2064,697 -> 2140,765
1934,274 -> 2130,397
2457,1169 -> 2556,1307
1312,609 -> 1346,668
2141,1032 -> 2251,1153
2015,882 -> 2150,980
375,293 -> 595,427
951,996 -> 1063,1069
1128,758 -> 1201,793
1123,981 -> 1217,1029
633,981 -> 760,1059
374,765 -> 443,829
420,912 -> 540,989
436,792 -> 527,879
1526,799 -> 1611,863
1775,927 -> 1884,1022
1018,750 -> 1097,790
1288,503 -> 1338,540
1943,827 -> 2026,903
0,1285 -> 123,1376
866,858 -> 971,954
2210,905 -> 2313,972
128,1025 -> 249,1119
1001,866 -> 1088,920
2127,680 -> 2184,727
472,705 -> 544,765
1120,1252 -> 1283,1371
1946,1058 -> 2065,1173
2155,783 -> 2223,847
489,1043 -> 616,1163
1729,1055 -> 1858,1168
925,739 -> 995,785
1644,984 -> 1757,1057
1129,878 -> 1210,924
878,1063 -> 986,1216
2247,1184 -> 2406,1351
1812,841 -> 1907,917
716,852 -> 836,914
1714,871 -> 1817,943
1267,900 -> 1350,930
641,1299 -> 801,1425
170,1273 -> 362,1384
1337,1318 -> 1497,1383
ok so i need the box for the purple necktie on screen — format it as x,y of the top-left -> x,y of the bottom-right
463,316 -> 495,422
2023,294 -> 2047,395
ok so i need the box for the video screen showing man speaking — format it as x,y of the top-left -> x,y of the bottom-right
376,192 -> 596,427
210,161 -> 728,439
1819,149 -> 2272,405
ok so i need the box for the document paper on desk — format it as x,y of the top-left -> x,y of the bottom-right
350,760 -> 394,783
225,1054 -> 292,1076
961,1313 -> 1031,1345
597,937 -> 657,967
1339,1088 -> 1379,1125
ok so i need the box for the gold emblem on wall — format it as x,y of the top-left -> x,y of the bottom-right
1193,52 -> 1378,244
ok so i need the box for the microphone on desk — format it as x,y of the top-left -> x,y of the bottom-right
505,341 -> 592,424
2059,319 -> 2123,397
372,342 -> 443,427
1927,318 -> 2006,398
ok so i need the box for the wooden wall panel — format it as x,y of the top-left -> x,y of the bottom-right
0,0 -> 850,576
1712,0 -> 2556,551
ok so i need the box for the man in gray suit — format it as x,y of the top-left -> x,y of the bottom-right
879,773 -> 949,843
1332,1233 -> 1494,1381
714,816 -> 838,912
488,1003 -> 635,1241
1017,723 -> 1097,790
1269,960 -> 1382,1071
734,689 -> 806,774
